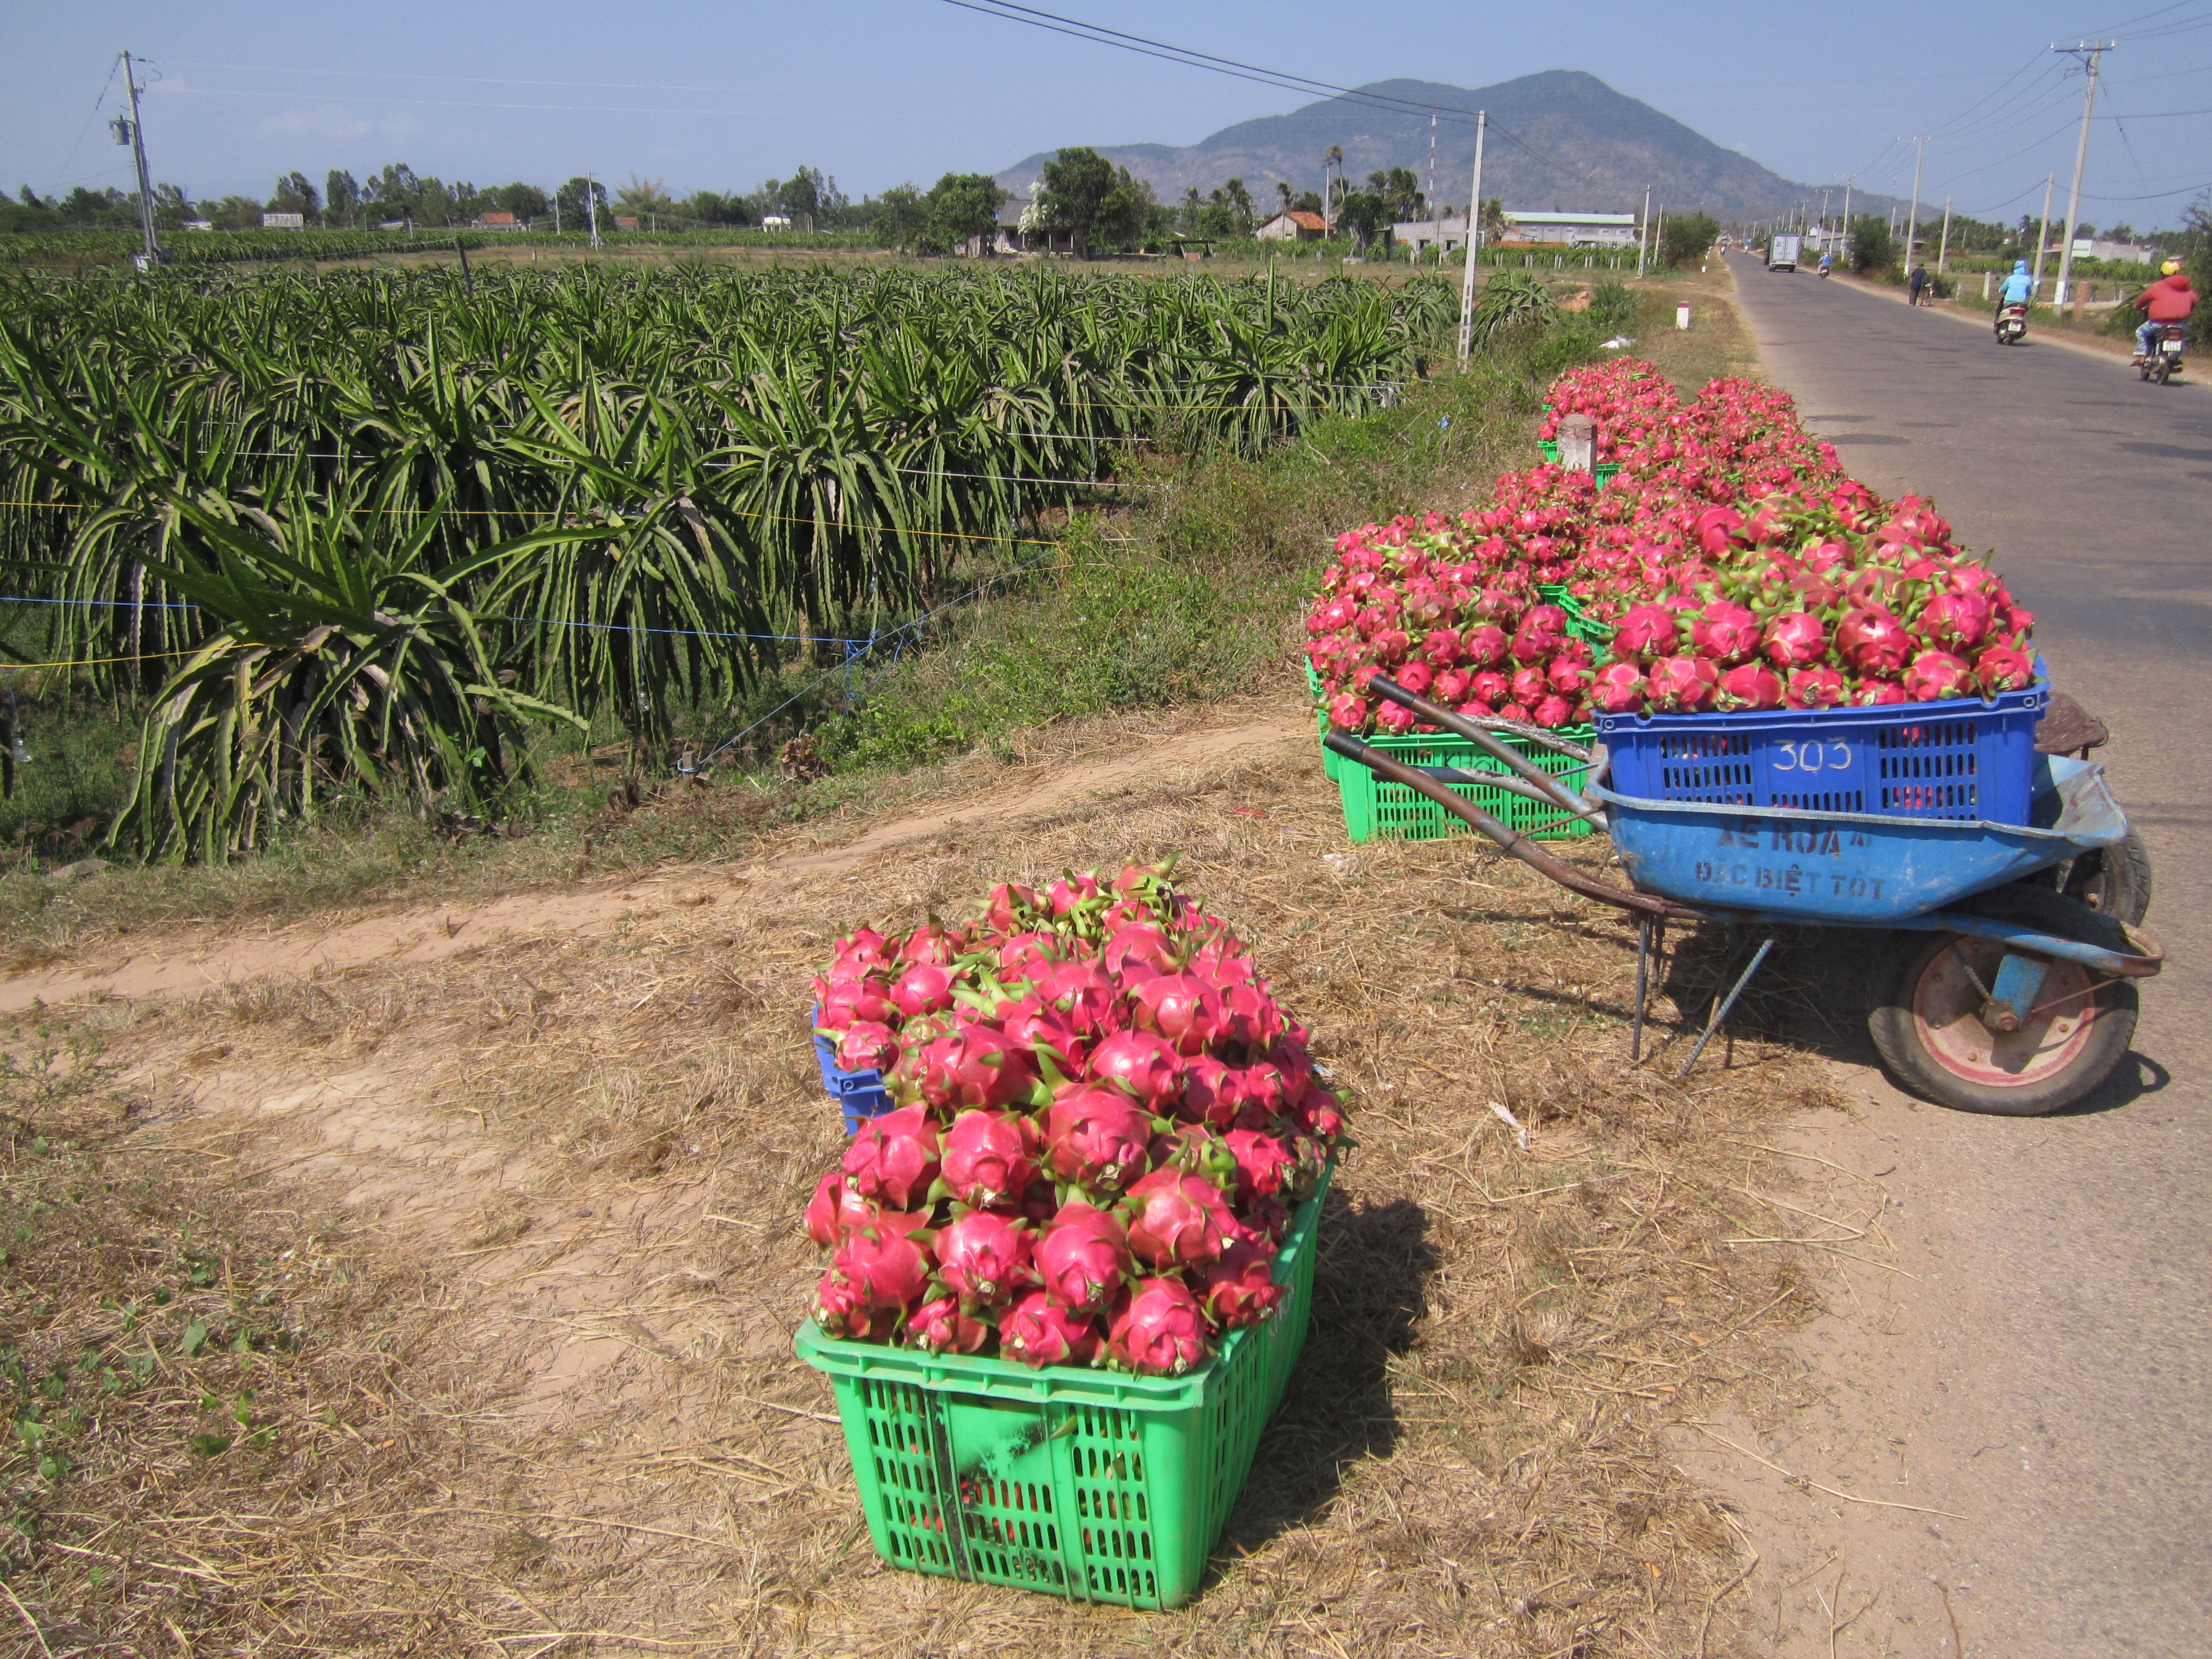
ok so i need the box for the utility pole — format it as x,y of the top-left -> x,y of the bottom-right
586,173 -> 601,249
1902,135 -> 1927,270
2030,171 -> 2056,300
1457,111 -> 1487,364
1937,196 -> 1953,275
2051,41 -> 2112,313
113,51 -> 160,269
1840,175 -> 1854,265
1637,183 -> 1652,278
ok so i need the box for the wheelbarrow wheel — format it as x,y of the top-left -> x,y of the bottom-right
2013,827 -> 2153,926
1866,885 -> 2139,1117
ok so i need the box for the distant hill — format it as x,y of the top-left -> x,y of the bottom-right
998,71 -> 1887,222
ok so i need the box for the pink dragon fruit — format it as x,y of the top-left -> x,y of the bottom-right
1920,589 -> 1993,652
1688,601 -> 1761,665
1000,1290 -> 1102,1367
1714,663 -> 1784,711
1590,661 -> 1646,714
1178,1055 -> 1241,1128
1612,603 -> 1679,660
890,961 -> 956,1019
1030,958 -> 1120,1038
1467,669 -> 1512,707
815,1224 -> 933,1332
1102,922 -> 1179,981
1120,1168 -> 1234,1270
1046,870 -> 1104,917
1761,611 -> 1828,668
1432,668 -> 1472,706
934,1209 -> 1032,1306
1856,678 -> 1910,707
1198,1240 -> 1285,1329
982,881 -> 1043,935
1903,650 -> 1973,703
1421,628 -> 1465,668
1461,623 -> 1511,667
817,976 -> 894,1033
1375,701 -> 1417,734
1646,654 -> 1719,713
941,1109 -> 1044,1207
1107,1278 -> 1212,1375
1033,1199 -> 1134,1312
1129,971 -> 1228,1056
1510,605 -> 1568,661
899,922 -> 962,965
1532,693 -> 1578,729
1836,607 -> 1912,674
1223,1129 -> 1295,1205
810,1270 -> 894,1342
909,1020 -> 1038,1111
1785,666 -> 1848,709
842,1105 -> 941,1210
1546,653 -> 1590,697
907,1294 -> 990,1354
1394,660 -> 1434,697
836,1020 -> 901,1075
1508,665 -> 1549,707
1327,693 -> 1369,731
1086,1029 -> 1183,1113
1043,1086 -> 1156,1190
1974,643 -> 2035,693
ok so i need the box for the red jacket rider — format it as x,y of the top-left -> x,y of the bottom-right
2133,263 -> 2196,359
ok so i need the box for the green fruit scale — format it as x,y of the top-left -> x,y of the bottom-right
794,1165 -> 1332,1610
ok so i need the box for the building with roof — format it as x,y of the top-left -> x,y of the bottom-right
474,210 -> 525,230
1256,210 -> 1328,241
1393,209 -> 1643,257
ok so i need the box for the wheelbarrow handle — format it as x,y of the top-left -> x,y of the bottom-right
1367,674 -> 1600,819
1323,729 -> 1700,921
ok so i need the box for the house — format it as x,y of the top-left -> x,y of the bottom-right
1498,211 -> 1640,248
991,198 -> 1077,256
1256,210 -> 1327,242
760,214 -> 792,231
2072,238 -> 2154,264
260,211 -> 304,230
614,216 -> 639,231
475,210 -> 525,231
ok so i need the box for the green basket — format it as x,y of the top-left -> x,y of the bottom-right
795,1167 -> 1332,1610
1535,441 -> 1620,485
1332,727 -> 1596,842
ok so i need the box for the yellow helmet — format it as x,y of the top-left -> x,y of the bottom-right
2163,259 -> 2183,276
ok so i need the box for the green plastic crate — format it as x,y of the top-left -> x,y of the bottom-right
1535,441 -> 1621,485
1333,728 -> 1596,842
795,1167 -> 1332,1610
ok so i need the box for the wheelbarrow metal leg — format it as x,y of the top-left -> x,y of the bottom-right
1631,916 -> 1664,1064
1675,935 -> 1775,1079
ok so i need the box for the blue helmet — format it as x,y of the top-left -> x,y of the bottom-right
2014,260 -> 2030,274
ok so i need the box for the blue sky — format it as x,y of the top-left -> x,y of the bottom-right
6,1 -> 2208,227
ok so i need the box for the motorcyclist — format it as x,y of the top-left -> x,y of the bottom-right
1996,259 -> 2034,326
1819,250 -> 1834,277
2133,259 -> 2197,361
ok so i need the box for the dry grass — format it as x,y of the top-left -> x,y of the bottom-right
0,722 -> 1858,1656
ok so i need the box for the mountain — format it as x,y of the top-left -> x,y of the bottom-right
998,71 -> 1885,222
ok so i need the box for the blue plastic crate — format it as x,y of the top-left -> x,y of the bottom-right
1593,679 -> 2049,827
811,1014 -> 897,1135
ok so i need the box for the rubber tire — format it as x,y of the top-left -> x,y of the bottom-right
1865,884 -> 2139,1117
2014,827 -> 2154,926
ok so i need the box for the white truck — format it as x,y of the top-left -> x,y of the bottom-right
1766,233 -> 1803,272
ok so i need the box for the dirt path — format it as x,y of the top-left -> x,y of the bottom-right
0,715 -> 1309,1014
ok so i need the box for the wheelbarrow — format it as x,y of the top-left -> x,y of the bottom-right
1324,674 -> 2164,1117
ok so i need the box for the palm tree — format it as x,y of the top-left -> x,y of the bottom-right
1322,145 -> 1342,237
1276,179 -> 1293,216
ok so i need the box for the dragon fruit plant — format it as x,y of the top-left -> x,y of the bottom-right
1306,364 -> 2037,730
802,860 -> 1347,1376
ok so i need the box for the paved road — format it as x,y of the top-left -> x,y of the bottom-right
1718,253 -> 2211,1656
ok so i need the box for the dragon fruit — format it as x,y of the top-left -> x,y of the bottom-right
1689,601 -> 1761,665
1836,607 -> 1912,674
908,1020 -> 1037,1111
1129,972 -> 1228,1056
817,976 -> 894,1033
1043,1086 -> 1156,1191
842,1106 -> 941,1210
1087,1029 -> 1183,1113
815,1224 -> 933,1331
1646,654 -> 1719,713
1222,1129 -> 1295,1205
1107,1278 -> 1212,1375
1590,661 -> 1646,714
1120,1168 -> 1234,1270
836,1020 -> 902,1075
1714,663 -> 1784,712
1975,643 -> 2035,693
1001,1290 -> 1102,1367
1902,650 -> 1973,703
1761,612 -> 1828,668
941,1109 -> 1043,1207
889,962 -> 956,1019
1785,666 -> 1848,709
1198,1240 -> 1285,1329
908,1294 -> 991,1354
1033,1199 -> 1133,1312
934,1209 -> 1032,1306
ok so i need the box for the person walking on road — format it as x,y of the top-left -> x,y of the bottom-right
1907,261 -> 1930,306
2132,259 -> 2197,363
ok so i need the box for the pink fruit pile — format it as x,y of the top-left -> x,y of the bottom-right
805,861 -> 1347,1376
1308,364 -> 2035,730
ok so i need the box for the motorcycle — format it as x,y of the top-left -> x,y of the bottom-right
2140,322 -> 2186,384
1995,302 -> 2029,345
1819,262 -> 1832,279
